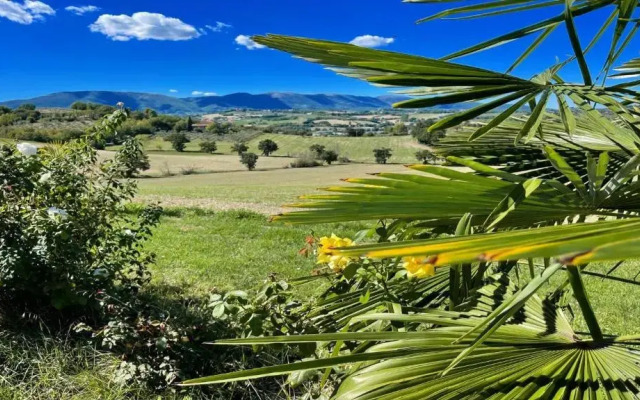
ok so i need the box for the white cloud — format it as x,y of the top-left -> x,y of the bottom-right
65,5 -> 99,15
349,35 -> 394,48
235,34 -> 265,50
169,89 -> 179,93
0,0 -> 54,24
89,12 -> 201,41
206,21 -> 231,32
192,91 -> 216,97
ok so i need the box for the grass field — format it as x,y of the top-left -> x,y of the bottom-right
141,209 -> 640,336
146,209 -> 368,297
136,162 -> 409,213
132,133 -> 427,164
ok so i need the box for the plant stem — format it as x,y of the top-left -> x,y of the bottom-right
566,266 -> 603,341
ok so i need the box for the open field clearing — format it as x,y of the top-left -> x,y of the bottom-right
136,162 -> 410,212
131,133 -> 427,163
138,152 -> 294,176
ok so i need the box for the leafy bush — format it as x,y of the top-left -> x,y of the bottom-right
415,149 -> 436,164
240,152 -> 258,170
114,137 -> 151,177
231,141 -> 249,155
320,149 -> 338,165
309,144 -> 325,158
373,147 -> 392,164
199,140 -> 217,153
0,109 -> 161,313
164,133 -> 190,152
258,139 -> 279,156
290,156 -> 322,168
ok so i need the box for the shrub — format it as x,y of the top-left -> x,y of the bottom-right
0,109 -> 161,313
309,144 -> 325,158
373,147 -> 392,164
258,139 -> 279,156
415,149 -> 436,164
113,137 -> 151,177
199,140 -> 217,153
173,119 -> 188,132
290,156 -> 322,168
164,132 -> 190,152
338,156 -> 351,164
240,152 -> 259,170
231,141 -> 248,155
320,149 -> 338,165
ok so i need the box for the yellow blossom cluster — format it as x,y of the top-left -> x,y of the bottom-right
402,256 -> 436,278
317,234 -> 355,273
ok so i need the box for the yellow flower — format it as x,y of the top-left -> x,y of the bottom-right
402,257 -> 436,279
317,234 -> 355,272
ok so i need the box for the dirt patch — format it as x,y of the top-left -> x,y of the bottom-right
137,195 -> 284,215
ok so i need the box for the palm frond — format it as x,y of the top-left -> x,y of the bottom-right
183,277 -> 640,400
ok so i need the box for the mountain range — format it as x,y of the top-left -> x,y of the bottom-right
0,91 -> 473,114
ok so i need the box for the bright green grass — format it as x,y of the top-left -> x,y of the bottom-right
244,133 -> 425,163
145,209 -> 369,298
145,209 -> 640,335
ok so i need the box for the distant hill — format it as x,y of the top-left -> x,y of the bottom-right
0,91 -> 473,114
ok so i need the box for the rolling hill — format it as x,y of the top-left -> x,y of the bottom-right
0,91 -> 401,113
0,91 -> 485,114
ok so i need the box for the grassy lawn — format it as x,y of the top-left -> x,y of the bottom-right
142,208 -> 640,336
145,209 -> 368,298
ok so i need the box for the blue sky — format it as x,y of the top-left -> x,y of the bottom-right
0,1 -> 633,101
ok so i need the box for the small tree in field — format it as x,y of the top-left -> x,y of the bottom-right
240,152 -> 259,170
320,150 -> 338,165
186,116 -> 193,132
373,148 -> 392,164
415,149 -> 436,165
258,139 -> 279,156
232,142 -> 249,155
114,138 -> 151,177
309,144 -> 325,158
165,133 -> 190,152
200,140 -> 217,154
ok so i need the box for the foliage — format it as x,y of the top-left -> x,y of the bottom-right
114,137 -> 151,177
187,1 -> 640,398
290,156 -> 322,168
258,138 -> 279,156
240,152 -> 259,170
385,122 -> 408,136
165,133 -> 190,152
231,141 -> 249,155
199,140 -> 218,154
346,127 -> 365,137
372,147 -> 392,164
320,149 -> 338,165
206,122 -> 236,135
415,149 -> 436,164
0,109 -> 160,313
309,144 -> 326,158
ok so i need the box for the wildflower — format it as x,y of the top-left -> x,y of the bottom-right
317,234 -> 355,272
16,142 -> 38,156
47,207 -> 68,218
116,101 -> 125,109
402,256 -> 436,279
